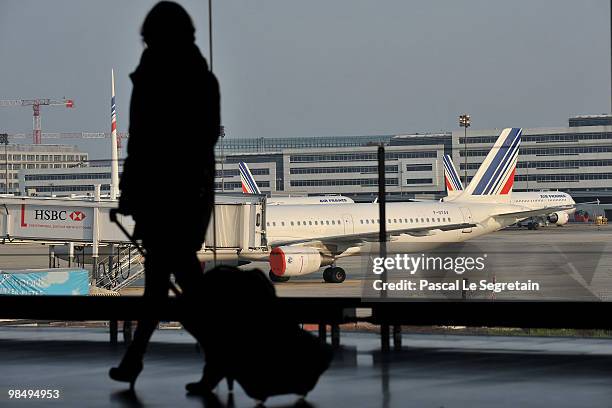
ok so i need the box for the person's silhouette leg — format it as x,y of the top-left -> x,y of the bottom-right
109,244 -> 169,387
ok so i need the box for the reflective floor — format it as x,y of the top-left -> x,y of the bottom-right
2,327 -> 612,407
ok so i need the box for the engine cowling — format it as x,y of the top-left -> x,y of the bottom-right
547,211 -> 569,225
269,246 -> 322,277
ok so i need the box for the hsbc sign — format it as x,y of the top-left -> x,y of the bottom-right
33,209 -> 87,222
17,204 -> 93,240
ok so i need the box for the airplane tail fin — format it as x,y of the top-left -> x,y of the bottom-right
455,127 -> 521,202
443,154 -> 464,198
239,162 -> 262,194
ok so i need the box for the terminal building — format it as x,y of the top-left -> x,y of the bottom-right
452,115 -> 612,203
215,115 -> 611,203
0,144 -> 88,195
19,163 -> 122,197
14,114 -> 612,203
215,133 -> 450,201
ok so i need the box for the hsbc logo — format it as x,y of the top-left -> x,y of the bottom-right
33,209 -> 86,222
69,211 -> 86,221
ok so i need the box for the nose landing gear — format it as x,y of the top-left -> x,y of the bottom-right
269,270 -> 290,283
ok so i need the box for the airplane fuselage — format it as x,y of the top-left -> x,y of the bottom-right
263,201 -> 517,255
510,191 -> 575,213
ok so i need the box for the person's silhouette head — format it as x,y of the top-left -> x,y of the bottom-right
141,1 -> 195,48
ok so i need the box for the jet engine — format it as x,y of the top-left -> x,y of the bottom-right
547,211 -> 569,226
269,246 -> 325,277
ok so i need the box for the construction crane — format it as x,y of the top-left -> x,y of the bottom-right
0,98 -> 74,144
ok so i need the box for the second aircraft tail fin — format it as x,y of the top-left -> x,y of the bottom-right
454,127 -> 521,202
239,162 -> 262,195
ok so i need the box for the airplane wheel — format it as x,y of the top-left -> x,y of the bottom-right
324,267 -> 346,283
269,270 -> 290,283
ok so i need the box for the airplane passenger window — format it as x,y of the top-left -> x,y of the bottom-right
338,220 -> 341,224
309,221 -> 312,225
326,220 -> 329,225
281,221 -> 285,226
420,218 -> 424,223
297,221 -> 301,225
426,218 -> 430,222
290,221 -> 294,226
314,221 -> 318,225
360,220 -> 364,224
331,220 -> 335,225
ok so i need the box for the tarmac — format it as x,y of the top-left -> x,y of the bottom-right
0,224 -> 610,300
2,327 -> 612,407
264,223 -> 612,299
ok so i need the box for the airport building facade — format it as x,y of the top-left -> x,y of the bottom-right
215,134 -> 450,201
0,144 -> 88,195
215,115 -> 612,203
14,115 -> 611,203
452,115 -> 612,202
19,164 -> 121,196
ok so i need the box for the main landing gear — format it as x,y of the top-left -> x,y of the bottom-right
527,222 -> 540,230
269,270 -> 290,283
323,266 -> 346,283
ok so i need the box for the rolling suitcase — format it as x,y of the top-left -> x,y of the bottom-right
199,266 -> 333,404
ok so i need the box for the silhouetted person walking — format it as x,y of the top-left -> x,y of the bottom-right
109,1 -> 220,388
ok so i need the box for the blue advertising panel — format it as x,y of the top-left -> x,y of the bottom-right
0,269 -> 89,296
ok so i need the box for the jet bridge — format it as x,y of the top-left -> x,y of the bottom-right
0,192 -> 268,288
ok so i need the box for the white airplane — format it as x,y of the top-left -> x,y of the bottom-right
239,161 -> 354,205
240,127 -> 574,283
442,154 -> 575,228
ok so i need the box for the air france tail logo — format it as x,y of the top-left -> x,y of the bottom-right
471,128 -> 521,195
443,155 -> 463,192
239,162 -> 261,194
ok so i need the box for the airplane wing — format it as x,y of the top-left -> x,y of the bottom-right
270,222 -> 477,247
493,205 -> 575,219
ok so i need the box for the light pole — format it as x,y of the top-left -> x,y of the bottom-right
459,114 -> 471,186
208,0 -> 213,71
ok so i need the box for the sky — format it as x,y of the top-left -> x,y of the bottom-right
0,0 -> 610,158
